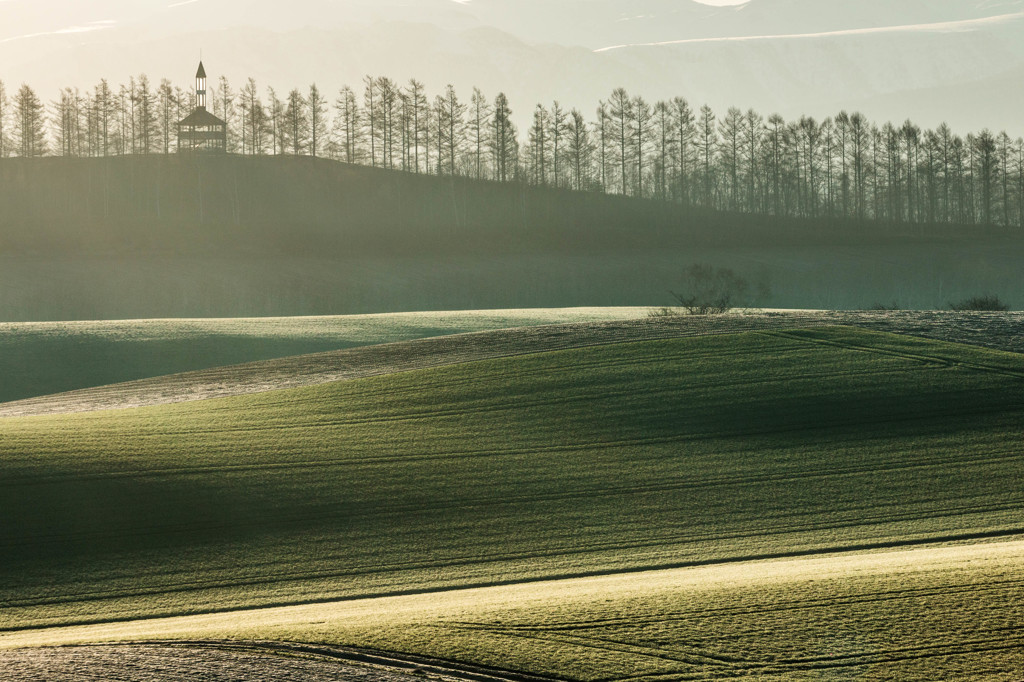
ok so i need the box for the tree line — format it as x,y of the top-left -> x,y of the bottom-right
2,75 -> 1023,229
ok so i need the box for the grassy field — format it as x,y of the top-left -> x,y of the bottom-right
5,541 -> 1022,680
5,310 -> 1024,419
2,324 -> 1023,674
0,308 -> 647,404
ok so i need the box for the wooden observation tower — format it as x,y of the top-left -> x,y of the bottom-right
176,61 -> 227,153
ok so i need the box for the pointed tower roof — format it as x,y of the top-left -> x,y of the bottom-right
196,61 -> 207,79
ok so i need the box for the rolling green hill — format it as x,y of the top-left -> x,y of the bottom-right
0,308 -> 645,405
2,326 -> 1022,644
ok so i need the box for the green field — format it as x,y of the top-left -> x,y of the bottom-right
0,308 -> 646,404
2,326 -> 1023,678
7,541 -> 1021,680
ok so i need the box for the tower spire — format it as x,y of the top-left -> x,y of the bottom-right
196,60 -> 207,110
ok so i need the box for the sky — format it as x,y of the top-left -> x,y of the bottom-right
0,0 -> 1022,136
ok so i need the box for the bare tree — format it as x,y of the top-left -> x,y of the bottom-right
215,76 -> 237,153
608,88 -> 632,195
974,129 -> 997,226
373,77 -> 400,169
51,88 -> 77,157
441,84 -> 466,176
14,84 -> 47,157
407,79 -> 428,173
528,104 -> 549,185
469,87 -> 491,180
567,109 -> 593,191
743,109 -> 763,213
157,79 -> 176,154
285,88 -> 309,155
240,78 -> 267,155
631,96 -> 652,198
765,114 -> 786,215
901,120 -> 920,223
672,97 -> 695,205
308,83 -> 328,158
490,92 -> 516,183
333,85 -> 361,164
593,102 -> 610,192
135,74 -> 158,154
0,80 -> 8,157
697,105 -> 717,207
652,101 -> 673,199
267,87 -> 286,155
799,116 -> 822,217
549,101 -> 567,188
362,75 -> 377,166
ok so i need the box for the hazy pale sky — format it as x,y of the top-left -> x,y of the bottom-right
1,0 -> 1022,137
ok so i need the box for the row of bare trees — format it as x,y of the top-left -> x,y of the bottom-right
3,75 -> 1023,228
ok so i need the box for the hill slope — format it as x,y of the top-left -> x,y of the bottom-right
1,156 -> 1022,319
4,309 -> 1024,417
2,327 -> 1023,635
0,308 -> 647,405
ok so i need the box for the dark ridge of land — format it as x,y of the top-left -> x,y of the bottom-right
2,155 -> 1007,258
2,310 -> 1021,417
1,156 -> 1022,319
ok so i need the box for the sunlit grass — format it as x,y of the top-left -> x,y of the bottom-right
1,327 -> 1023,678
4,541 -> 1022,680
0,307 -> 649,403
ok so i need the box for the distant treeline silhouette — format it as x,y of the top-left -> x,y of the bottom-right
1,75 -> 1022,228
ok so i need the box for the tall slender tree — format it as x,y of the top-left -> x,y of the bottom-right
267,87 -> 286,155
135,74 -> 158,154
308,83 -> 328,158
672,97 -> 695,205
719,107 -> 744,210
567,109 -> 593,192
697,105 -> 717,207
549,101 -> 567,188
594,101 -> 611,192
491,92 -> 516,183
632,96 -> 652,198
0,80 -> 8,157
469,87 -> 491,180
333,85 -> 361,164
285,88 -> 309,155
608,88 -> 632,195
15,84 -> 47,157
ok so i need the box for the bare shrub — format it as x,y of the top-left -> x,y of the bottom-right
949,295 -> 1009,312
671,264 -> 749,315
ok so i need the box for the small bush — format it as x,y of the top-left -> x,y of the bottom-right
949,295 -> 1009,312
869,302 -> 901,311
671,264 -> 749,315
647,306 -> 679,318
